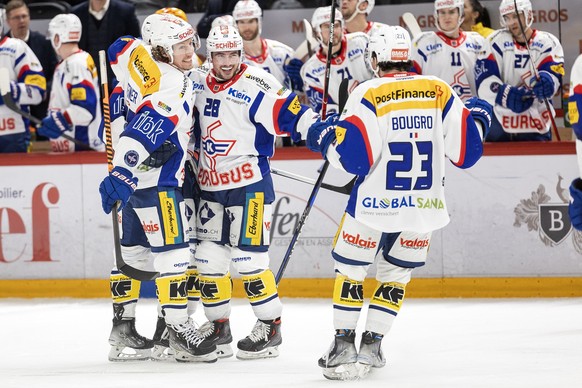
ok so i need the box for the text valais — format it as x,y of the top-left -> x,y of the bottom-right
342,232 -> 377,249
400,237 -> 430,249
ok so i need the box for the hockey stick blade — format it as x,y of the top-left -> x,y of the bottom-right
271,167 -> 355,195
402,12 -> 422,39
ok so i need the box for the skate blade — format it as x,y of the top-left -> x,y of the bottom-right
356,363 -> 372,379
321,363 -> 360,381
108,345 -> 151,362
236,346 -> 279,360
217,344 -> 233,359
174,350 -> 218,363
151,344 -> 175,362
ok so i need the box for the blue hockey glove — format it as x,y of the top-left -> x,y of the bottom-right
306,114 -> 339,157
494,83 -> 534,114
99,166 -> 138,214
37,110 -> 71,139
283,58 -> 304,92
530,71 -> 555,100
569,178 -> 582,231
465,97 -> 493,139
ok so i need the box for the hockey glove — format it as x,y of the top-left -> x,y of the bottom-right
465,97 -> 493,139
494,83 -> 534,114
38,110 -> 71,139
569,178 -> 582,231
306,114 -> 339,157
530,71 -> 555,100
283,58 -> 304,92
0,82 -> 20,106
99,166 -> 138,214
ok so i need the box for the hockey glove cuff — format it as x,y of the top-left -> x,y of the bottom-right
307,114 -> 339,157
38,110 -> 71,139
530,71 -> 556,100
569,178 -> 582,231
283,58 -> 304,92
465,97 -> 493,139
9,81 -> 21,103
494,83 -> 534,114
99,166 -> 138,214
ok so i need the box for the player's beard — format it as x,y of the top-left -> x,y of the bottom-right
240,28 -> 259,42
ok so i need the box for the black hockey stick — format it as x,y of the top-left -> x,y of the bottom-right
271,167 -> 355,195
0,68 -> 94,151
98,50 -> 159,281
512,0 -> 561,141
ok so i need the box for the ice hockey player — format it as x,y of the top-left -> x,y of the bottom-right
411,0 -> 487,103
186,24 -> 319,360
100,13 -> 217,363
0,8 -> 46,153
568,55 -> 582,230
301,6 -> 373,114
475,0 -> 564,141
36,14 -> 104,152
305,25 -> 492,380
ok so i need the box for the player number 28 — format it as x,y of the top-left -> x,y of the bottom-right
386,141 -> 433,191
204,98 -> 221,117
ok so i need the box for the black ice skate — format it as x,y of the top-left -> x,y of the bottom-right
167,318 -> 218,363
318,329 -> 359,380
236,318 -> 282,360
356,331 -> 386,379
151,317 -> 174,361
108,318 -> 154,362
196,318 -> 233,358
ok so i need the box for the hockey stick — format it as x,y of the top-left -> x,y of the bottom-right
0,68 -> 93,151
402,12 -> 422,39
512,0 -> 561,141
98,50 -> 159,281
292,19 -> 317,60
275,2 -> 348,284
271,167 -> 355,195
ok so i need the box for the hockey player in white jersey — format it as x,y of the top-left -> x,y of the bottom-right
232,0 -> 294,88
411,0 -> 487,103
36,14 -> 104,152
100,13 -> 217,363
0,8 -> 46,153
301,6 -> 373,114
187,24 -> 319,360
475,0 -> 564,141
341,0 -> 388,35
306,25 -> 492,380
568,55 -> 582,230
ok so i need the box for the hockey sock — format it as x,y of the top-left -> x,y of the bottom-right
186,266 -> 201,315
155,273 -> 188,325
332,273 -> 364,330
365,281 -> 406,335
199,273 -> 232,321
241,269 -> 282,320
110,270 -> 140,319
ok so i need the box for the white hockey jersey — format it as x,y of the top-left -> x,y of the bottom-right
326,72 -> 483,233
48,50 -> 104,152
0,36 -> 46,153
301,32 -> 373,115
476,29 -> 564,134
191,63 -> 318,192
243,38 -> 294,87
569,54 -> 582,176
344,21 -> 389,37
412,30 -> 486,102
108,37 -> 195,189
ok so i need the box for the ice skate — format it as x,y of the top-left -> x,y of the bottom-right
196,318 -> 233,358
356,331 -> 386,379
167,318 -> 218,362
151,317 -> 174,361
236,318 -> 281,360
318,329 -> 359,380
108,318 -> 154,362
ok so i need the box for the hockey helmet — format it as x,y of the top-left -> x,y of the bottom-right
48,14 -> 82,51
155,7 -> 188,22
233,0 -> 262,21
0,8 -> 5,34
344,0 -> 375,23
206,24 -> 244,55
211,15 -> 236,29
311,6 -> 344,45
366,25 -> 411,76
499,0 -> 533,29
434,0 -> 464,34
148,13 -> 199,63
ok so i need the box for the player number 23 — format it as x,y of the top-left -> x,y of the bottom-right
387,141 -> 433,191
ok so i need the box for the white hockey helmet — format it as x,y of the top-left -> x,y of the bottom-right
206,24 -> 244,60
48,14 -> 82,51
344,0 -> 375,23
311,5 -> 344,43
233,0 -> 262,35
434,0 -> 464,34
499,0 -> 533,29
211,15 -> 236,29
148,13 -> 199,63
366,25 -> 411,76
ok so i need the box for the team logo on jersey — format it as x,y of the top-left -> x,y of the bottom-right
124,150 -> 139,167
514,176 -> 582,252
451,69 -> 471,100
201,120 -> 236,170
